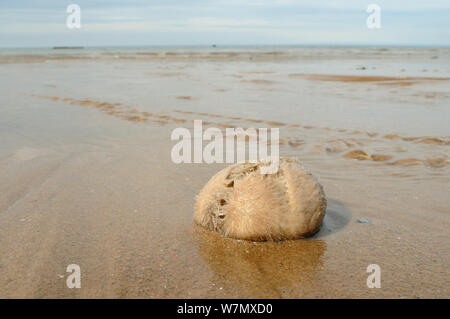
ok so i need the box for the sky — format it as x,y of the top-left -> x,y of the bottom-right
0,0 -> 449,47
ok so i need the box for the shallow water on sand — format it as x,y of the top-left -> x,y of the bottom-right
0,47 -> 449,298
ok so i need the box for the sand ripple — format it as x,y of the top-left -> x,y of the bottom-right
32,94 -> 450,170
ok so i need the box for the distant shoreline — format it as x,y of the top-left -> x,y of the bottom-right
53,46 -> 84,50
0,44 -> 449,50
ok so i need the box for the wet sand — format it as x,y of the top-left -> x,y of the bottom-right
0,47 -> 449,298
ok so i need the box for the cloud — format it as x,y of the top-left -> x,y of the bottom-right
0,0 -> 449,46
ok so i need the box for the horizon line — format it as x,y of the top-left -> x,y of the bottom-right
1,43 -> 450,49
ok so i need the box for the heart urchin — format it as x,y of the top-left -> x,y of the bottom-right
194,157 -> 327,241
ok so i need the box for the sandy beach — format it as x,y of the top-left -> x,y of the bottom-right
0,46 -> 449,298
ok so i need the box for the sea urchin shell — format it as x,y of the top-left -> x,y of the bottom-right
194,157 -> 327,241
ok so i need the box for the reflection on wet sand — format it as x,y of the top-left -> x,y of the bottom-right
194,226 -> 326,298
192,199 -> 351,298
